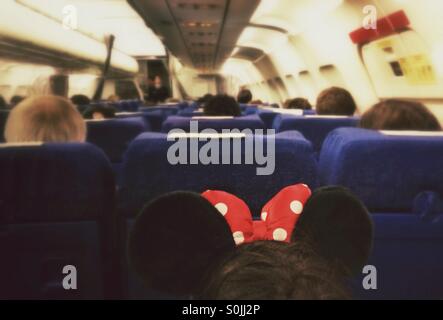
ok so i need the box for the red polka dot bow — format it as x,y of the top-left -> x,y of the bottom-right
202,184 -> 312,245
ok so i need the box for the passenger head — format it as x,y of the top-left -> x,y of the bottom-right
154,76 -> 163,89
316,87 -> 357,116
360,99 -> 441,131
204,241 -> 350,300
128,191 -> 235,298
83,104 -> 116,120
237,89 -> 253,104
285,98 -> 313,110
70,94 -> 91,106
0,95 -> 6,109
10,95 -> 25,107
292,186 -> 373,277
251,99 -> 263,105
204,94 -> 241,117
107,94 -> 120,102
5,95 -> 86,143
197,94 -> 214,108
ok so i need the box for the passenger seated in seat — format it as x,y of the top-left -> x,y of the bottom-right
197,94 -> 214,108
237,89 -> 253,104
285,98 -> 313,110
107,94 -> 120,103
71,94 -> 91,107
203,95 -> 241,117
0,95 -> 6,109
251,99 -> 263,105
204,241 -> 350,300
316,87 -> 356,116
4,95 -> 86,143
83,104 -> 116,120
360,99 -> 441,131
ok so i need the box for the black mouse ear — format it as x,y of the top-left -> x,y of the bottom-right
291,186 -> 373,276
128,191 -> 236,298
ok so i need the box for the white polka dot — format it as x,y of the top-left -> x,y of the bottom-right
273,228 -> 288,241
302,184 -> 308,188
290,200 -> 303,214
215,203 -> 228,216
233,231 -> 245,245
261,212 -> 268,221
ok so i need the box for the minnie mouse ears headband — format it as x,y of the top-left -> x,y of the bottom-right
128,185 -> 373,297
128,191 -> 236,298
291,186 -> 374,276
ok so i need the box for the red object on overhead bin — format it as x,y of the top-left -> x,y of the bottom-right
349,10 -> 410,44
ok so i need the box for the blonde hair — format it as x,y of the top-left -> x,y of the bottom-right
5,95 -> 86,143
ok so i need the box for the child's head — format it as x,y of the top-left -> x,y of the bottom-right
128,187 -> 372,299
203,241 -> 350,300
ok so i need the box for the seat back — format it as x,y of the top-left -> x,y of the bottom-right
119,131 -> 317,218
0,143 -> 119,299
161,115 -> 266,133
319,128 -> 443,299
86,117 -> 147,163
275,115 -> 359,153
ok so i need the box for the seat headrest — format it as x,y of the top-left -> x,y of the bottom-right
274,115 -> 360,152
161,115 -> 266,133
0,143 -> 114,223
319,128 -> 443,212
86,117 -> 147,162
120,131 -> 317,217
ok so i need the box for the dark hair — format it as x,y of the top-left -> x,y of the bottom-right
10,95 -> 26,107
71,94 -> 91,106
0,95 -> 6,109
316,87 -> 357,116
286,98 -> 312,110
82,104 -> 116,119
237,89 -> 253,104
197,94 -> 214,108
204,95 -> 241,117
360,99 -> 441,131
291,186 -> 373,277
203,241 -> 350,300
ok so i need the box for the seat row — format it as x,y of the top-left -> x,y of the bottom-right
1,128 -> 443,299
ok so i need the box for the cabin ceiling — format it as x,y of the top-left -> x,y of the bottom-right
129,0 -> 260,72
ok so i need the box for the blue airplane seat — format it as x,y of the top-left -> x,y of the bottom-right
119,130 -> 317,298
86,117 -> 148,185
0,142 -> 120,299
119,130 -> 317,218
274,115 -> 360,153
161,115 -> 266,133
257,110 -> 279,129
319,128 -> 443,299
